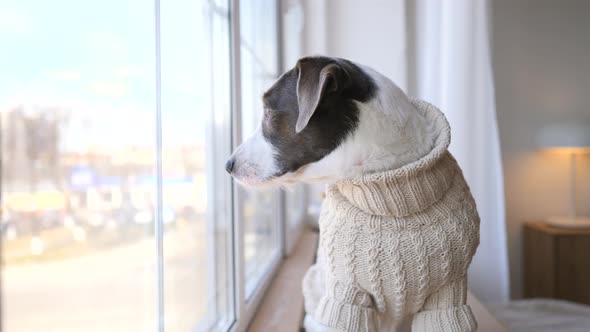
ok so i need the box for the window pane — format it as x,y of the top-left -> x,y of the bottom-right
160,0 -> 233,330
286,185 -> 307,252
239,0 -> 280,297
0,1 -> 157,331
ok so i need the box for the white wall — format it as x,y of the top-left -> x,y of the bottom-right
301,0 -> 407,89
492,0 -> 590,299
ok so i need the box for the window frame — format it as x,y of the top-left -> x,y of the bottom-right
201,1 -> 237,331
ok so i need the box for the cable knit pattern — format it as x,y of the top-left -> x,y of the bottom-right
302,99 -> 480,332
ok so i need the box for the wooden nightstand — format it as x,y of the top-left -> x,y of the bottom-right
524,222 -> 590,304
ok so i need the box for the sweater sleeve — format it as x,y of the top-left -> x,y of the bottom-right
311,280 -> 377,332
411,277 -> 477,332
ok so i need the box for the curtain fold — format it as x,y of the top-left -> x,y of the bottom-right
413,0 -> 510,303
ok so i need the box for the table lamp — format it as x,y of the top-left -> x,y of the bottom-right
537,123 -> 590,228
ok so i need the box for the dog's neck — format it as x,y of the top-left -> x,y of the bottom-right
295,69 -> 434,184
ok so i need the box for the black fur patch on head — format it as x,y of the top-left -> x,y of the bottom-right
261,56 -> 377,176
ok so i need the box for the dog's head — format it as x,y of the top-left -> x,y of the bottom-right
226,56 -> 423,187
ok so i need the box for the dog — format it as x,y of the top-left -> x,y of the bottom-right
225,56 -> 431,186
227,56 -> 479,332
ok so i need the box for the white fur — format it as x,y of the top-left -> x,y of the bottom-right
230,126 -> 279,186
283,66 -> 434,184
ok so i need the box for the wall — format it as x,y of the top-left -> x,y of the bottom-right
493,0 -> 590,299
301,0 -> 407,89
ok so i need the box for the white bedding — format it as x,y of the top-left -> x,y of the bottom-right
489,299 -> 590,332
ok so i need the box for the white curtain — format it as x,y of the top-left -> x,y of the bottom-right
413,0 -> 510,303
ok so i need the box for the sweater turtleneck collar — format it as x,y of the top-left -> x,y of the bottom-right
333,99 -> 459,217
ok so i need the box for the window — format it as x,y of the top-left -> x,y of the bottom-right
285,186 -> 308,252
160,0 -> 233,330
239,0 -> 281,298
0,1 -> 304,331
1,1 -> 159,331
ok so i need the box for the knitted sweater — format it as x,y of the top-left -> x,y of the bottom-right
302,99 -> 480,332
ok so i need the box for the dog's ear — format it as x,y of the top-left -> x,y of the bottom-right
295,59 -> 350,133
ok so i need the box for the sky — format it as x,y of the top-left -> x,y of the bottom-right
0,0 -> 277,153
0,0 -> 220,151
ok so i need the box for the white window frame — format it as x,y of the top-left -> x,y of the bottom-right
226,1 -> 307,331
203,1 -> 236,330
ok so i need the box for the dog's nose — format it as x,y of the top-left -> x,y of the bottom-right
225,159 -> 235,174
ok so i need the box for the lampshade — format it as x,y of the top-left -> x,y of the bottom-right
536,123 -> 590,152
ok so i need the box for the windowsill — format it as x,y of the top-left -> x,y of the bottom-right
247,227 -> 318,332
